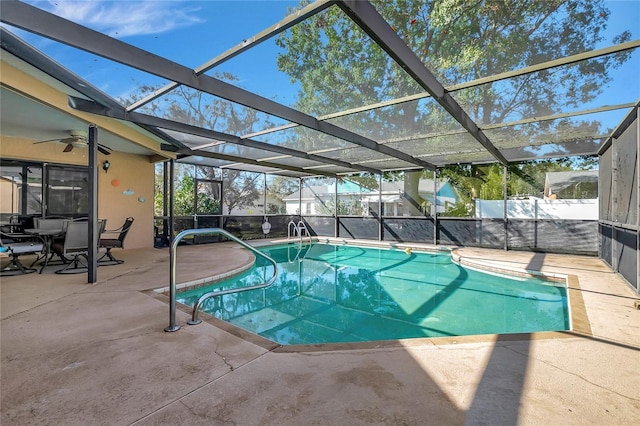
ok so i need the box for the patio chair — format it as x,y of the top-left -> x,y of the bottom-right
30,218 -> 71,267
0,231 -> 44,276
98,217 -> 134,264
50,220 -> 104,274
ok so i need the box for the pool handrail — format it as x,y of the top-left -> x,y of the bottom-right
164,228 -> 278,332
287,220 -> 311,243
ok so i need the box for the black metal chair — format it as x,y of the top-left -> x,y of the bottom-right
98,217 -> 134,264
50,220 -> 105,274
0,232 -> 44,276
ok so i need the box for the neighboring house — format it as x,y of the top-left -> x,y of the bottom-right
283,181 -> 368,215
266,194 -> 286,214
544,170 -> 598,199
361,179 -> 459,216
283,179 -> 460,216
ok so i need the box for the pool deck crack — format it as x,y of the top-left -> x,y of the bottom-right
213,346 -> 235,371
500,342 -> 640,402
128,348 -> 271,425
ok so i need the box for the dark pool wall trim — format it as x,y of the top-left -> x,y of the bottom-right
303,216 -> 598,256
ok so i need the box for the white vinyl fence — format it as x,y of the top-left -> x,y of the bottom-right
475,198 -> 598,220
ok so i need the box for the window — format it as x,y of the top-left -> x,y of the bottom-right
46,165 -> 88,216
0,162 -> 42,217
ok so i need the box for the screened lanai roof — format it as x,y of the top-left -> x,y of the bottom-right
1,0 -> 639,177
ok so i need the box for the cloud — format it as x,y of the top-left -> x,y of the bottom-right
30,1 -> 205,38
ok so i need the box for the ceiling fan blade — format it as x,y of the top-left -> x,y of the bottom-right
63,143 -> 74,152
34,137 -> 76,145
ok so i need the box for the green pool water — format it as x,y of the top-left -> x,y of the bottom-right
177,243 -> 569,345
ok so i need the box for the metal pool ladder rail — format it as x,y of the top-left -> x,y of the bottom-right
288,220 -> 311,242
164,228 -> 278,332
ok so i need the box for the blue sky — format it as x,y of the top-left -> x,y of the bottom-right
10,0 -> 640,118
19,0 -> 302,102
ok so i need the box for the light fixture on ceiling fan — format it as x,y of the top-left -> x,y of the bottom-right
33,130 -> 111,155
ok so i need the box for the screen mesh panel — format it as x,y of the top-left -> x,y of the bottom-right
303,216 -> 335,236
348,158 -> 421,171
483,109 -> 626,151
420,151 -> 497,167
508,220 -> 597,254
371,0 -> 636,86
435,219 -> 507,248
266,176 -> 299,215
384,131 -> 481,159
382,218 -> 435,243
314,146 -> 403,165
501,140 -> 605,162
176,157 -> 234,168
222,215 -> 266,240
209,4 -> 422,116
600,147 -> 613,221
339,217 -> 380,240
599,223 -> 613,266
221,169 -> 264,215
613,119 -> 638,225
450,54 -> 640,126
252,126 -> 360,152
159,88 -> 289,136
616,228 -> 638,290
325,96 -> 462,142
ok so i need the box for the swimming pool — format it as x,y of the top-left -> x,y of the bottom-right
177,243 -> 569,345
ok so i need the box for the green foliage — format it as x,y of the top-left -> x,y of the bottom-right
174,175 -> 196,215
154,164 -> 164,216
439,155 -> 597,216
124,75 -> 267,216
277,0 -> 631,155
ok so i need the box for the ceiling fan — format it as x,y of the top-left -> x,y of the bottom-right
34,130 -> 112,155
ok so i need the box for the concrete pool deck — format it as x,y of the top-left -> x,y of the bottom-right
1,242 -> 639,425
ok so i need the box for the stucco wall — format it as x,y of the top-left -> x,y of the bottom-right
0,136 -> 155,250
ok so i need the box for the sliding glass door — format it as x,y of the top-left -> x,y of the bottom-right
0,160 -> 87,219
45,165 -> 88,217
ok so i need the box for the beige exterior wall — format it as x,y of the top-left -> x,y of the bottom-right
1,136 -> 155,250
0,179 -> 20,214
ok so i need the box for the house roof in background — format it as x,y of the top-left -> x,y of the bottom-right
545,170 -> 599,194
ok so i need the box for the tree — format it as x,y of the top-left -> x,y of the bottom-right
222,170 -> 262,214
122,74 -> 269,216
267,176 -> 300,213
276,0 -> 631,214
278,0 -> 630,121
